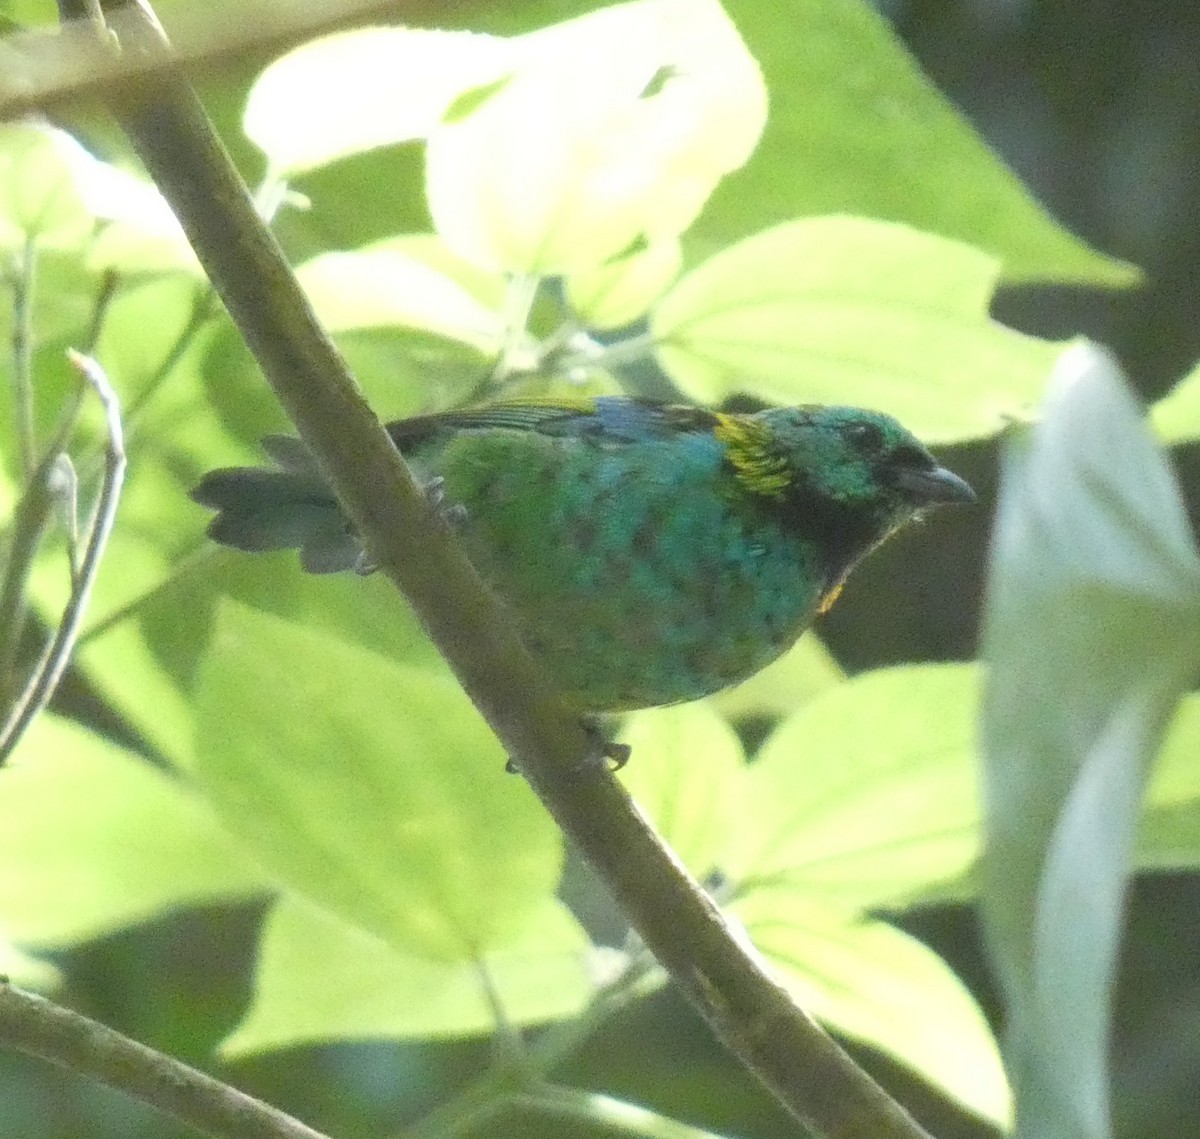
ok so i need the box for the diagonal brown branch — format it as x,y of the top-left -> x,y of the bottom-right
6,4 -> 937,1138
0,983 -> 335,1139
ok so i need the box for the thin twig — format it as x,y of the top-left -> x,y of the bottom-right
45,4 -> 935,1137
514,1085 -> 735,1139
402,949 -> 657,1139
0,451 -> 56,708
0,351 -> 125,763
0,983 -> 336,1139
10,236 -> 38,478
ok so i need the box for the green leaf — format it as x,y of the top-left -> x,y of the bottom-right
1138,695 -> 1200,868
653,216 -> 1065,443
0,122 -> 196,273
243,27 -> 513,176
425,0 -> 765,273
732,892 -> 1010,1126
222,893 -> 594,1056
0,714 -> 270,946
617,703 -> 745,878
726,663 -> 981,910
0,123 -> 93,248
698,0 -> 1136,287
194,602 -> 562,961
1150,359 -> 1200,444
980,344 -> 1200,1139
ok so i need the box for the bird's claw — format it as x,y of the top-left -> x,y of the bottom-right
424,476 -> 468,528
502,722 -> 631,775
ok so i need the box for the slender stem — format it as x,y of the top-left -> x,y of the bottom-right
560,330 -> 658,374
515,1085 -> 734,1139
493,273 -> 541,384
65,4 -> 935,1137
0,351 -> 125,764
86,269 -> 122,354
0,983 -> 335,1139
11,236 -> 38,478
403,949 -> 667,1139
0,453 -> 56,709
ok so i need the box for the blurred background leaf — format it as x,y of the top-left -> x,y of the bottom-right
980,346 -> 1200,1139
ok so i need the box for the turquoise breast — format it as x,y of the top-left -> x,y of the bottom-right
417,426 -> 828,711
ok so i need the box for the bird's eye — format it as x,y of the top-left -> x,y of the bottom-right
845,421 -> 885,451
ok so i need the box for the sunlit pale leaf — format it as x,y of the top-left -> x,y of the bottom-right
0,122 -> 195,272
194,603 -> 562,961
700,0 -> 1136,286
618,703 -> 744,878
726,663 -> 980,910
1150,359 -> 1200,444
654,216 -> 1065,442
980,344 -> 1200,1139
734,893 -> 1010,1126
244,27 -> 512,176
1139,694 -> 1200,869
426,0 -> 765,273
222,893 -> 594,1055
0,123 -> 92,248
0,714 -> 270,946
296,241 -> 505,352
566,236 -> 682,329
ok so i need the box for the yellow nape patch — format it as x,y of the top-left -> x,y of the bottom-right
713,413 -> 792,498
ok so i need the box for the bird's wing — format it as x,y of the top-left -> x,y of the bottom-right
386,397 -> 719,450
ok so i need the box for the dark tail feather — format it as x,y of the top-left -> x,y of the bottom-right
191,449 -> 364,574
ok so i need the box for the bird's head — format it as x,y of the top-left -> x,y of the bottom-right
717,405 -> 975,566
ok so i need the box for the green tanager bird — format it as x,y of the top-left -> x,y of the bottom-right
192,397 -> 974,713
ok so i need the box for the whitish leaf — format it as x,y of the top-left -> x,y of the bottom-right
244,27 -> 512,176
426,0 -> 765,273
980,343 -> 1200,1139
733,892 -> 1010,1126
0,123 -> 93,248
296,241 -> 505,351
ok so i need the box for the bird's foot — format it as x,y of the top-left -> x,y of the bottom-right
503,719 -> 631,775
423,476 -> 468,529
581,717 -> 631,772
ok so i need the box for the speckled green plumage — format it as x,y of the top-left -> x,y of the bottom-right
193,397 -> 973,712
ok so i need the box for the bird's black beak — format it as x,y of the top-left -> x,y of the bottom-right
892,465 -> 977,506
